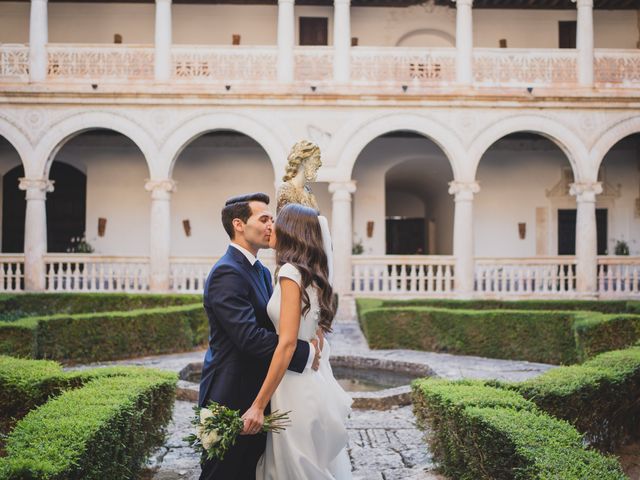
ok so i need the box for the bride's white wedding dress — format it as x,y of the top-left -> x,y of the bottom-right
255,262 -> 353,480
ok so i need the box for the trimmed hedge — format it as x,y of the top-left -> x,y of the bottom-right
377,298 -> 636,314
0,293 -> 200,322
357,300 -> 640,365
412,379 -> 627,480
361,307 -> 578,364
0,370 -> 176,479
0,356 -> 170,430
0,304 -> 208,363
505,346 -> 640,451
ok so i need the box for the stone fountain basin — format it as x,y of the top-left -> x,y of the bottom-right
177,355 -> 435,410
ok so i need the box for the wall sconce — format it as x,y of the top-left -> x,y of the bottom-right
114,34 -> 123,44
401,85 -> 408,92
98,217 -> 107,237
183,219 -> 191,237
518,222 -> 526,240
366,221 -> 374,238
351,37 -> 358,46
310,85 -> 317,92
232,34 -> 241,45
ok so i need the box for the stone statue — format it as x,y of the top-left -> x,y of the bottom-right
276,140 -> 321,213
276,140 -> 333,285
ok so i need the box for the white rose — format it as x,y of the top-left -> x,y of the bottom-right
196,425 -> 205,440
200,408 -> 213,424
202,430 -> 220,450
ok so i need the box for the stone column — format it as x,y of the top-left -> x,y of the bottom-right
277,0 -> 295,83
20,177 -> 54,291
449,181 -> 480,297
154,0 -> 172,82
29,0 -> 48,83
575,0 -> 594,87
145,179 -> 176,292
454,0 -> 474,86
333,0 -> 351,83
329,181 -> 356,296
570,181 -> 601,296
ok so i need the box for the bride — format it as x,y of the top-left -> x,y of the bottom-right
241,203 -> 352,479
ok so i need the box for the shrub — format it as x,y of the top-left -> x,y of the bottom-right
373,298 -> 633,314
361,307 -> 577,364
0,370 -> 176,479
0,303 -> 208,363
34,305 -> 204,363
509,346 -> 640,451
411,378 -> 627,480
0,293 -> 200,322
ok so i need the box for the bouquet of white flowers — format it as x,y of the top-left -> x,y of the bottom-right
185,401 -> 291,462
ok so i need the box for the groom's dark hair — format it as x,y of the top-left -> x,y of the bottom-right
222,192 -> 270,239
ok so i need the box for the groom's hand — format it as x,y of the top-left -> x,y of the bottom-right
241,405 -> 264,435
310,338 -> 321,371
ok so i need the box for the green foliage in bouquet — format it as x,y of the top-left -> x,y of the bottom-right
185,402 -> 290,462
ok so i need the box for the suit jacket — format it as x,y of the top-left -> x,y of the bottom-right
198,246 -> 310,411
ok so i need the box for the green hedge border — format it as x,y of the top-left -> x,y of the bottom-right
412,379 -> 627,480
0,356 -> 176,479
496,346 -> 640,451
0,303 -> 208,363
357,299 -> 640,364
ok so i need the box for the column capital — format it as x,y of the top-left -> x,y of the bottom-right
329,181 -> 357,197
448,181 -> 479,200
19,177 -> 54,200
453,0 -> 473,6
278,0 -> 294,5
155,0 -> 171,3
570,181 -> 601,202
572,0 -> 593,7
145,179 -> 176,200
334,0 -> 350,5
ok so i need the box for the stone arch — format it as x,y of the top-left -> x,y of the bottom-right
469,114 -> 588,181
0,116 -> 31,173
331,113 -> 465,182
34,111 -> 157,178
591,115 -> 640,173
160,112 -> 289,180
395,28 -> 456,47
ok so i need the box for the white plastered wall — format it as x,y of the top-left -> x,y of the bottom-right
0,2 -> 636,48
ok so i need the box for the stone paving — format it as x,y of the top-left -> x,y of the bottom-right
83,296 -> 554,479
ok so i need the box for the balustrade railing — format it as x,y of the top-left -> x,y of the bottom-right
294,47 -> 333,84
0,255 -> 24,292
44,255 -> 150,292
0,44 -> 29,82
1,43 -> 638,91
474,48 -> 577,87
595,50 -> 640,87
46,44 -> 154,81
475,257 -> 577,296
351,47 -> 456,86
597,256 -> 640,297
351,255 -> 455,296
172,46 -> 278,83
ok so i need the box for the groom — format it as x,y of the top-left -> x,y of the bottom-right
198,192 -> 320,480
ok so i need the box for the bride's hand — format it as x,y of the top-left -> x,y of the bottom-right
241,404 -> 264,435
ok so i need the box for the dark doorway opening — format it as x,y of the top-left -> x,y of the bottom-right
559,21 -> 577,49
557,208 -> 607,255
1,162 -> 86,253
386,218 -> 426,255
299,17 -> 328,46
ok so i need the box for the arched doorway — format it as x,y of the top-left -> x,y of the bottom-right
352,131 -> 454,255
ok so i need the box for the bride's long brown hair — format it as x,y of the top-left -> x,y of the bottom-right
274,203 -> 336,333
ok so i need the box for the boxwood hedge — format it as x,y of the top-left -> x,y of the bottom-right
412,378 -> 627,480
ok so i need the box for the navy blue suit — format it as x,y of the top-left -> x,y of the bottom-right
198,246 -> 310,480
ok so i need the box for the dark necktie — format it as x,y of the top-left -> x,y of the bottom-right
253,260 -> 270,295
